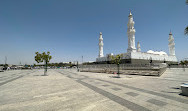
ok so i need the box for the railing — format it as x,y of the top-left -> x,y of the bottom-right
80,64 -> 164,72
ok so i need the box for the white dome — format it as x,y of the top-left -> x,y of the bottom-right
147,50 -> 154,53
147,50 -> 167,55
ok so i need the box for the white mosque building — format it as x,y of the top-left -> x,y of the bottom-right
96,12 -> 178,64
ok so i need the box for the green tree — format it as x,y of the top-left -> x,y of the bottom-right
4,64 -> 8,68
110,54 -> 123,77
33,63 -> 36,67
35,51 -> 52,76
180,61 -> 185,65
180,60 -> 188,65
69,62 -> 72,67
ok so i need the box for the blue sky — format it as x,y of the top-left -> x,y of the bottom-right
0,0 -> 188,65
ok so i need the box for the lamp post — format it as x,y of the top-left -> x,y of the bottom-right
149,57 -> 152,66
4,56 -> 7,70
164,58 -> 166,63
82,56 -> 83,71
77,61 -> 79,72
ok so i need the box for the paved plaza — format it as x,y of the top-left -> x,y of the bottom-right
0,68 -> 187,111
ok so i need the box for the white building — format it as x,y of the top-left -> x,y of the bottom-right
96,12 -> 178,64
98,32 -> 104,58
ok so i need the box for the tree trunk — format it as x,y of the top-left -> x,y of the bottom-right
117,64 -> 120,77
44,61 -> 48,76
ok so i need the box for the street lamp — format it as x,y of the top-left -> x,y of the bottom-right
82,56 -> 83,71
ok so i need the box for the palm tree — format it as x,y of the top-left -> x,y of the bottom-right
185,26 -> 188,35
185,0 -> 188,35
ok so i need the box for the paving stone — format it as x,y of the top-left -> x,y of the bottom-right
111,87 -> 121,91
147,99 -> 167,106
126,92 -> 139,97
95,82 -> 101,84
67,75 -> 74,79
102,84 -> 110,87
0,75 -> 24,86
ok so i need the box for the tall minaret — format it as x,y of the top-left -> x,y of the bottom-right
98,32 -> 104,57
168,31 -> 175,56
137,42 -> 141,52
127,11 -> 136,53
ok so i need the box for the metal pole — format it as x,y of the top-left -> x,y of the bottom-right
77,61 -> 79,72
4,56 -> 7,70
5,56 -> 7,65
82,56 -> 83,71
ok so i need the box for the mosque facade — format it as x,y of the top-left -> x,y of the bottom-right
96,12 -> 178,64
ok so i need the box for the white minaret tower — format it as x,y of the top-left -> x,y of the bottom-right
98,32 -> 104,57
127,11 -> 136,53
168,31 -> 175,56
137,42 -> 141,52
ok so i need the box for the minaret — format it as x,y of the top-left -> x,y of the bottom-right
127,11 -> 136,53
137,42 -> 141,52
168,31 -> 175,56
98,32 -> 104,57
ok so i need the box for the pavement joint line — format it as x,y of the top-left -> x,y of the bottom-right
56,71 -> 87,80
96,79 -> 188,104
76,79 -> 151,111
0,70 -> 36,86
102,84 -> 110,87
0,75 -> 24,86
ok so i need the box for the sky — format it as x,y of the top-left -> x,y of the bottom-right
0,0 -> 188,65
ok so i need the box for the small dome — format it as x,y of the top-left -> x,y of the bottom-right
147,50 -> 154,53
147,50 -> 167,55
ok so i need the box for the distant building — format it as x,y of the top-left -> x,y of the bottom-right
96,12 -> 178,64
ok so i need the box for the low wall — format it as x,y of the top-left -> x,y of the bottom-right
168,65 -> 188,68
80,64 -> 167,76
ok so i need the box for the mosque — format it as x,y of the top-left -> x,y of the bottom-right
96,12 -> 178,64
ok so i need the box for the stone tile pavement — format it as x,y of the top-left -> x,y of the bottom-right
0,68 -> 187,111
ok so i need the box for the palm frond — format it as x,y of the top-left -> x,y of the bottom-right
185,26 -> 188,35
